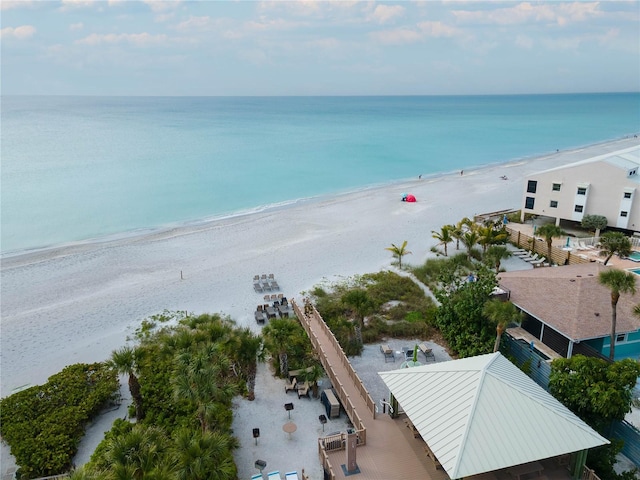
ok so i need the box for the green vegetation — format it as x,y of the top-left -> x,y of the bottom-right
549,356 -> 640,480
385,240 -> 412,269
581,214 -> 608,237
71,312 -> 261,479
534,223 -> 565,265
599,269 -> 637,360
308,271 -> 437,355
0,363 -> 119,479
598,232 -> 632,265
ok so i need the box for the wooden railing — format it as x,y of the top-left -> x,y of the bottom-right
582,466 -> 602,480
294,300 -> 374,480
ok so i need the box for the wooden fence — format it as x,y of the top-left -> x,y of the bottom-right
505,226 -> 591,266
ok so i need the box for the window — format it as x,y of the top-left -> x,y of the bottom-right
550,200 -> 558,208
624,192 -> 632,199
552,183 -> 561,192
621,211 -> 628,217
574,205 -> 583,213
577,187 -> 587,195
525,197 -> 535,209
616,333 -> 626,343
527,180 -> 537,193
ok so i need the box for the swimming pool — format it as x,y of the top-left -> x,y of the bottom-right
628,251 -> 640,262
628,268 -> 640,275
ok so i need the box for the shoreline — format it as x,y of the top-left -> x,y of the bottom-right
2,136 -> 639,395
2,134 -> 637,267
1,135 -> 639,474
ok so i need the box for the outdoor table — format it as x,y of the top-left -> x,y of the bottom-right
283,421 -> 297,439
507,461 -> 544,480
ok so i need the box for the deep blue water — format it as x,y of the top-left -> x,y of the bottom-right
2,93 -> 639,254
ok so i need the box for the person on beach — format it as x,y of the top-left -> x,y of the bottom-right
460,170 -> 463,176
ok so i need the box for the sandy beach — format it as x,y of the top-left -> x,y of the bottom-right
2,136 -> 639,475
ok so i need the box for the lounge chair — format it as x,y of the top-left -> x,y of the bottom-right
297,380 -> 310,398
270,281 -> 280,291
530,256 -> 547,267
254,283 -> 263,293
418,343 -> 435,361
251,475 -> 263,480
267,472 -> 282,480
268,273 -> 275,280
284,377 -> 297,393
380,344 -> 395,362
255,310 -> 266,324
285,472 -> 300,480
513,250 -> 532,257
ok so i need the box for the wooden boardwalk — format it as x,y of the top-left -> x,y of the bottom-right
293,301 -> 450,480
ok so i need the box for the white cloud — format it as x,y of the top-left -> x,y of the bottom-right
175,15 -> 212,32
76,32 -> 170,47
515,34 -> 534,49
60,0 -> 96,9
452,2 -> 601,26
1,1 -> 36,10
70,22 -> 84,31
369,4 -> 405,24
142,0 -> 182,13
417,21 -> 459,38
1,25 -> 36,40
371,28 -> 422,45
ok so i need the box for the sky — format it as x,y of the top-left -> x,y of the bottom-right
1,0 -> 639,96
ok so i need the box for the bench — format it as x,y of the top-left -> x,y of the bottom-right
418,343 -> 435,361
380,344 -> 395,362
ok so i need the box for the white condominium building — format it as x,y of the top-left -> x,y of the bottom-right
520,145 -> 640,233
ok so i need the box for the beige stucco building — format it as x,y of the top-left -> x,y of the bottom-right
520,145 -> 640,233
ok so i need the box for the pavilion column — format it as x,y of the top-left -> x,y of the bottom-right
570,449 -> 588,480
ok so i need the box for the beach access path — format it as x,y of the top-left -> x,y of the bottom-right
2,136 -> 639,475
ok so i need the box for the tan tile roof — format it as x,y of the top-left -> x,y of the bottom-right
497,264 -> 640,341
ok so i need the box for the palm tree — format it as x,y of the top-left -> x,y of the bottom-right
109,346 -> 144,421
173,429 -> 237,480
431,225 -> 453,256
103,425 -> 173,479
232,328 -> 263,401
477,225 -> 508,253
483,299 -> 523,353
535,224 -> 565,264
172,345 -> 238,432
342,289 -> 374,328
461,230 -> 479,260
484,245 -> 512,273
599,269 -> 637,360
385,240 -> 412,269
598,232 -> 632,265
450,222 -> 464,251
262,318 -> 297,377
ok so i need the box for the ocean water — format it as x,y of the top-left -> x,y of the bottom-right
2,93 -> 639,255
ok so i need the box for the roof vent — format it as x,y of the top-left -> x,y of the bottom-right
587,274 -> 594,277
576,275 -> 582,277
595,313 -> 600,317
570,279 -> 576,282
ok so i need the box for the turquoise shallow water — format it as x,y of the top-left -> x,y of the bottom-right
2,93 -> 639,254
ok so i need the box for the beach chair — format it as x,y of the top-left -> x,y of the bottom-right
285,472 -> 300,480
530,256 -> 547,267
251,475 -> 263,480
522,252 -> 539,262
297,381 -> 310,399
254,283 -> 263,293
268,273 -> 275,280
284,377 -> 297,393
380,344 -> 395,362
270,281 -> 280,291
418,343 -> 435,361
267,472 -> 282,480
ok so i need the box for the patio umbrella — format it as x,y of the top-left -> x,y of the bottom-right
565,237 -> 571,247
